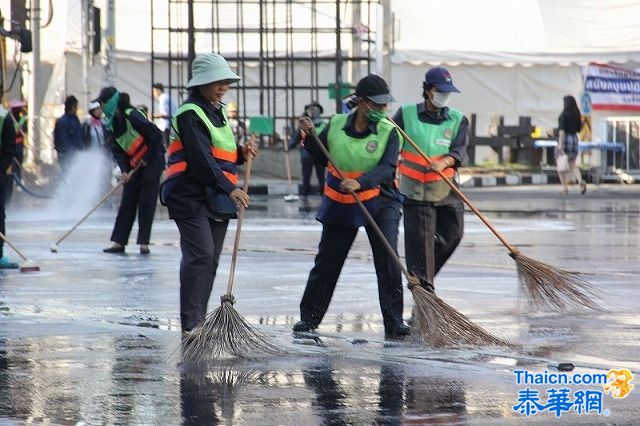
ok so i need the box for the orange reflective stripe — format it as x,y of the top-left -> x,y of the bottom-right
127,136 -> 145,156
398,163 -> 455,183
323,185 -> 380,204
166,161 -> 187,178
167,140 -> 183,156
211,147 -> 238,163
130,144 -> 149,167
223,170 -> 238,185
400,151 -> 448,167
327,164 -> 363,179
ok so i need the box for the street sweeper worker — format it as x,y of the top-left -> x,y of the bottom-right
0,105 -> 18,269
96,87 -> 166,254
292,74 -> 410,337
288,101 -> 327,201
392,66 -> 469,293
159,53 -> 257,333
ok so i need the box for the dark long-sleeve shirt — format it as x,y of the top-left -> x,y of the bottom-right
306,112 -> 401,200
109,108 -> 164,173
164,90 -> 247,219
53,112 -> 85,154
0,114 -> 17,174
392,102 -> 468,166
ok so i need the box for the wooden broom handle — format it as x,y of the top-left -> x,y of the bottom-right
387,117 -> 519,255
306,131 -> 414,281
54,162 -> 143,246
225,149 -> 254,298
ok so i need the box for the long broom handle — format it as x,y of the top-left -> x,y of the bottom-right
225,152 -> 254,297
283,137 -> 294,187
53,163 -> 142,246
0,231 -> 30,261
387,117 -> 519,255
306,131 -> 414,281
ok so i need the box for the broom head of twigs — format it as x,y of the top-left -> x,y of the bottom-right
408,276 -> 512,348
511,251 -> 602,311
181,296 -> 281,364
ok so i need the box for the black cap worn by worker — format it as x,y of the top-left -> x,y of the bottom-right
354,74 -> 396,104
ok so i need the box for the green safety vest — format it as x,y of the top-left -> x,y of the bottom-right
326,113 -> 393,174
399,104 -> 464,202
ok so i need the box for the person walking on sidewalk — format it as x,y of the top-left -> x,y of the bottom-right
556,95 -> 587,195
392,66 -> 468,293
0,105 -> 18,268
96,87 -> 165,255
292,74 -> 409,337
288,101 -> 327,201
159,53 -> 257,333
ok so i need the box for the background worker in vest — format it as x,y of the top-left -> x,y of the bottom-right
292,74 -> 409,338
0,105 -> 18,268
288,101 -> 327,202
95,87 -> 165,254
159,53 -> 256,333
392,66 -> 468,293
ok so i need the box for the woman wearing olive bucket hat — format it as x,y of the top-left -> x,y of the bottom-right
160,53 -> 258,333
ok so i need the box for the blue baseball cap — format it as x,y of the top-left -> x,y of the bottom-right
424,67 -> 460,93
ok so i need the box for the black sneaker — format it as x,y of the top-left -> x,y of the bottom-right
293,320 -> 314,332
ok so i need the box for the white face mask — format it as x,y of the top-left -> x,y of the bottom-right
430,91 -> 451,109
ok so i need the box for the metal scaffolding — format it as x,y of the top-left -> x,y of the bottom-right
150,0 -> 378,142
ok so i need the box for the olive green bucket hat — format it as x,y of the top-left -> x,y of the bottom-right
186,53 -> 241,88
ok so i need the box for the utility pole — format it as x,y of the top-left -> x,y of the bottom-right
378,0 -> 392,82
81,0 -> 92,112
350,0 -> 361,83
27,0 -> 41,163
104,0 -> 115,85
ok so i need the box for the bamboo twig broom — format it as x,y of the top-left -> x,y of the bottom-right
387,116 -> 600,311
306,128 -> 510,347
181,152 -> 280,363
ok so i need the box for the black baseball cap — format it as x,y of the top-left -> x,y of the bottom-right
93,86 -> 118,103
354,74 -> 395,104
424,67 -> 460,93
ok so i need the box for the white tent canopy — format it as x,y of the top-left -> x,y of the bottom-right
5,0 -> 640,164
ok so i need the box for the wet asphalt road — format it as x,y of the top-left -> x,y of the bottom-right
1,184 -> 639,425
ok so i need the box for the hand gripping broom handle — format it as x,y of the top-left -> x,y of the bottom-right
306,131 -> 414,281
387,117 -> 519,255
54,162 -> 143,247
225,153 -> 254,298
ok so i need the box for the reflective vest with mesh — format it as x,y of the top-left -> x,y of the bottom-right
316,113 -> 395,227
160,103 -> 237,203
398,103 -> 463,202
115,108 -> 149,167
